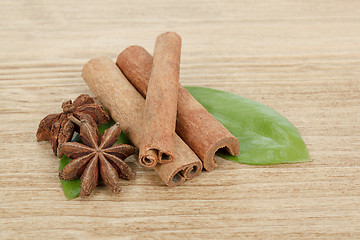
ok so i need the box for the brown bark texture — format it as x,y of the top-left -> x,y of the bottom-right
81,57 -> 202,186
116,46 -> 240,171
139,32 -> 181,167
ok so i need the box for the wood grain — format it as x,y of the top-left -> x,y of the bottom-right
0,0 -> 359,239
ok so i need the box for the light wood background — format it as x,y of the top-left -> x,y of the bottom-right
1,1 -> 359,239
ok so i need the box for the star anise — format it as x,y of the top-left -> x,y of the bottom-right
36,94 -> 110,156
59,116 -> 136,198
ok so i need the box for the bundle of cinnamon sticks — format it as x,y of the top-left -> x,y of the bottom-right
82,32 -> 240,186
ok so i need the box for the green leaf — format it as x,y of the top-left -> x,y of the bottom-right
59,120 -> 131,200
59,155 -> 81,200
185,86 -> 311,165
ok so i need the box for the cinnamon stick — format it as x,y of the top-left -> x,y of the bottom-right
116,46 -> 240,171
139,32 -> 181,167
82,57 -> 202,186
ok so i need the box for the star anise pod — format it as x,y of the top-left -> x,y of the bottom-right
59,116 -> 136,198
36,94 -> 110,156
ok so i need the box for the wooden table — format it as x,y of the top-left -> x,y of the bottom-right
1,1 -> 359,239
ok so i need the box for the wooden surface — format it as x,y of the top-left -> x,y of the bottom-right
1,1 -> 359,239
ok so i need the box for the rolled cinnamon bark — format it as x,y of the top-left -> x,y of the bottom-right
117,46 -> 240,171
139,32 -> 181,167
82,57 -> 202,186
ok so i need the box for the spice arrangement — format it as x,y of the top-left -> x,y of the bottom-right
37,31 -> 310,199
